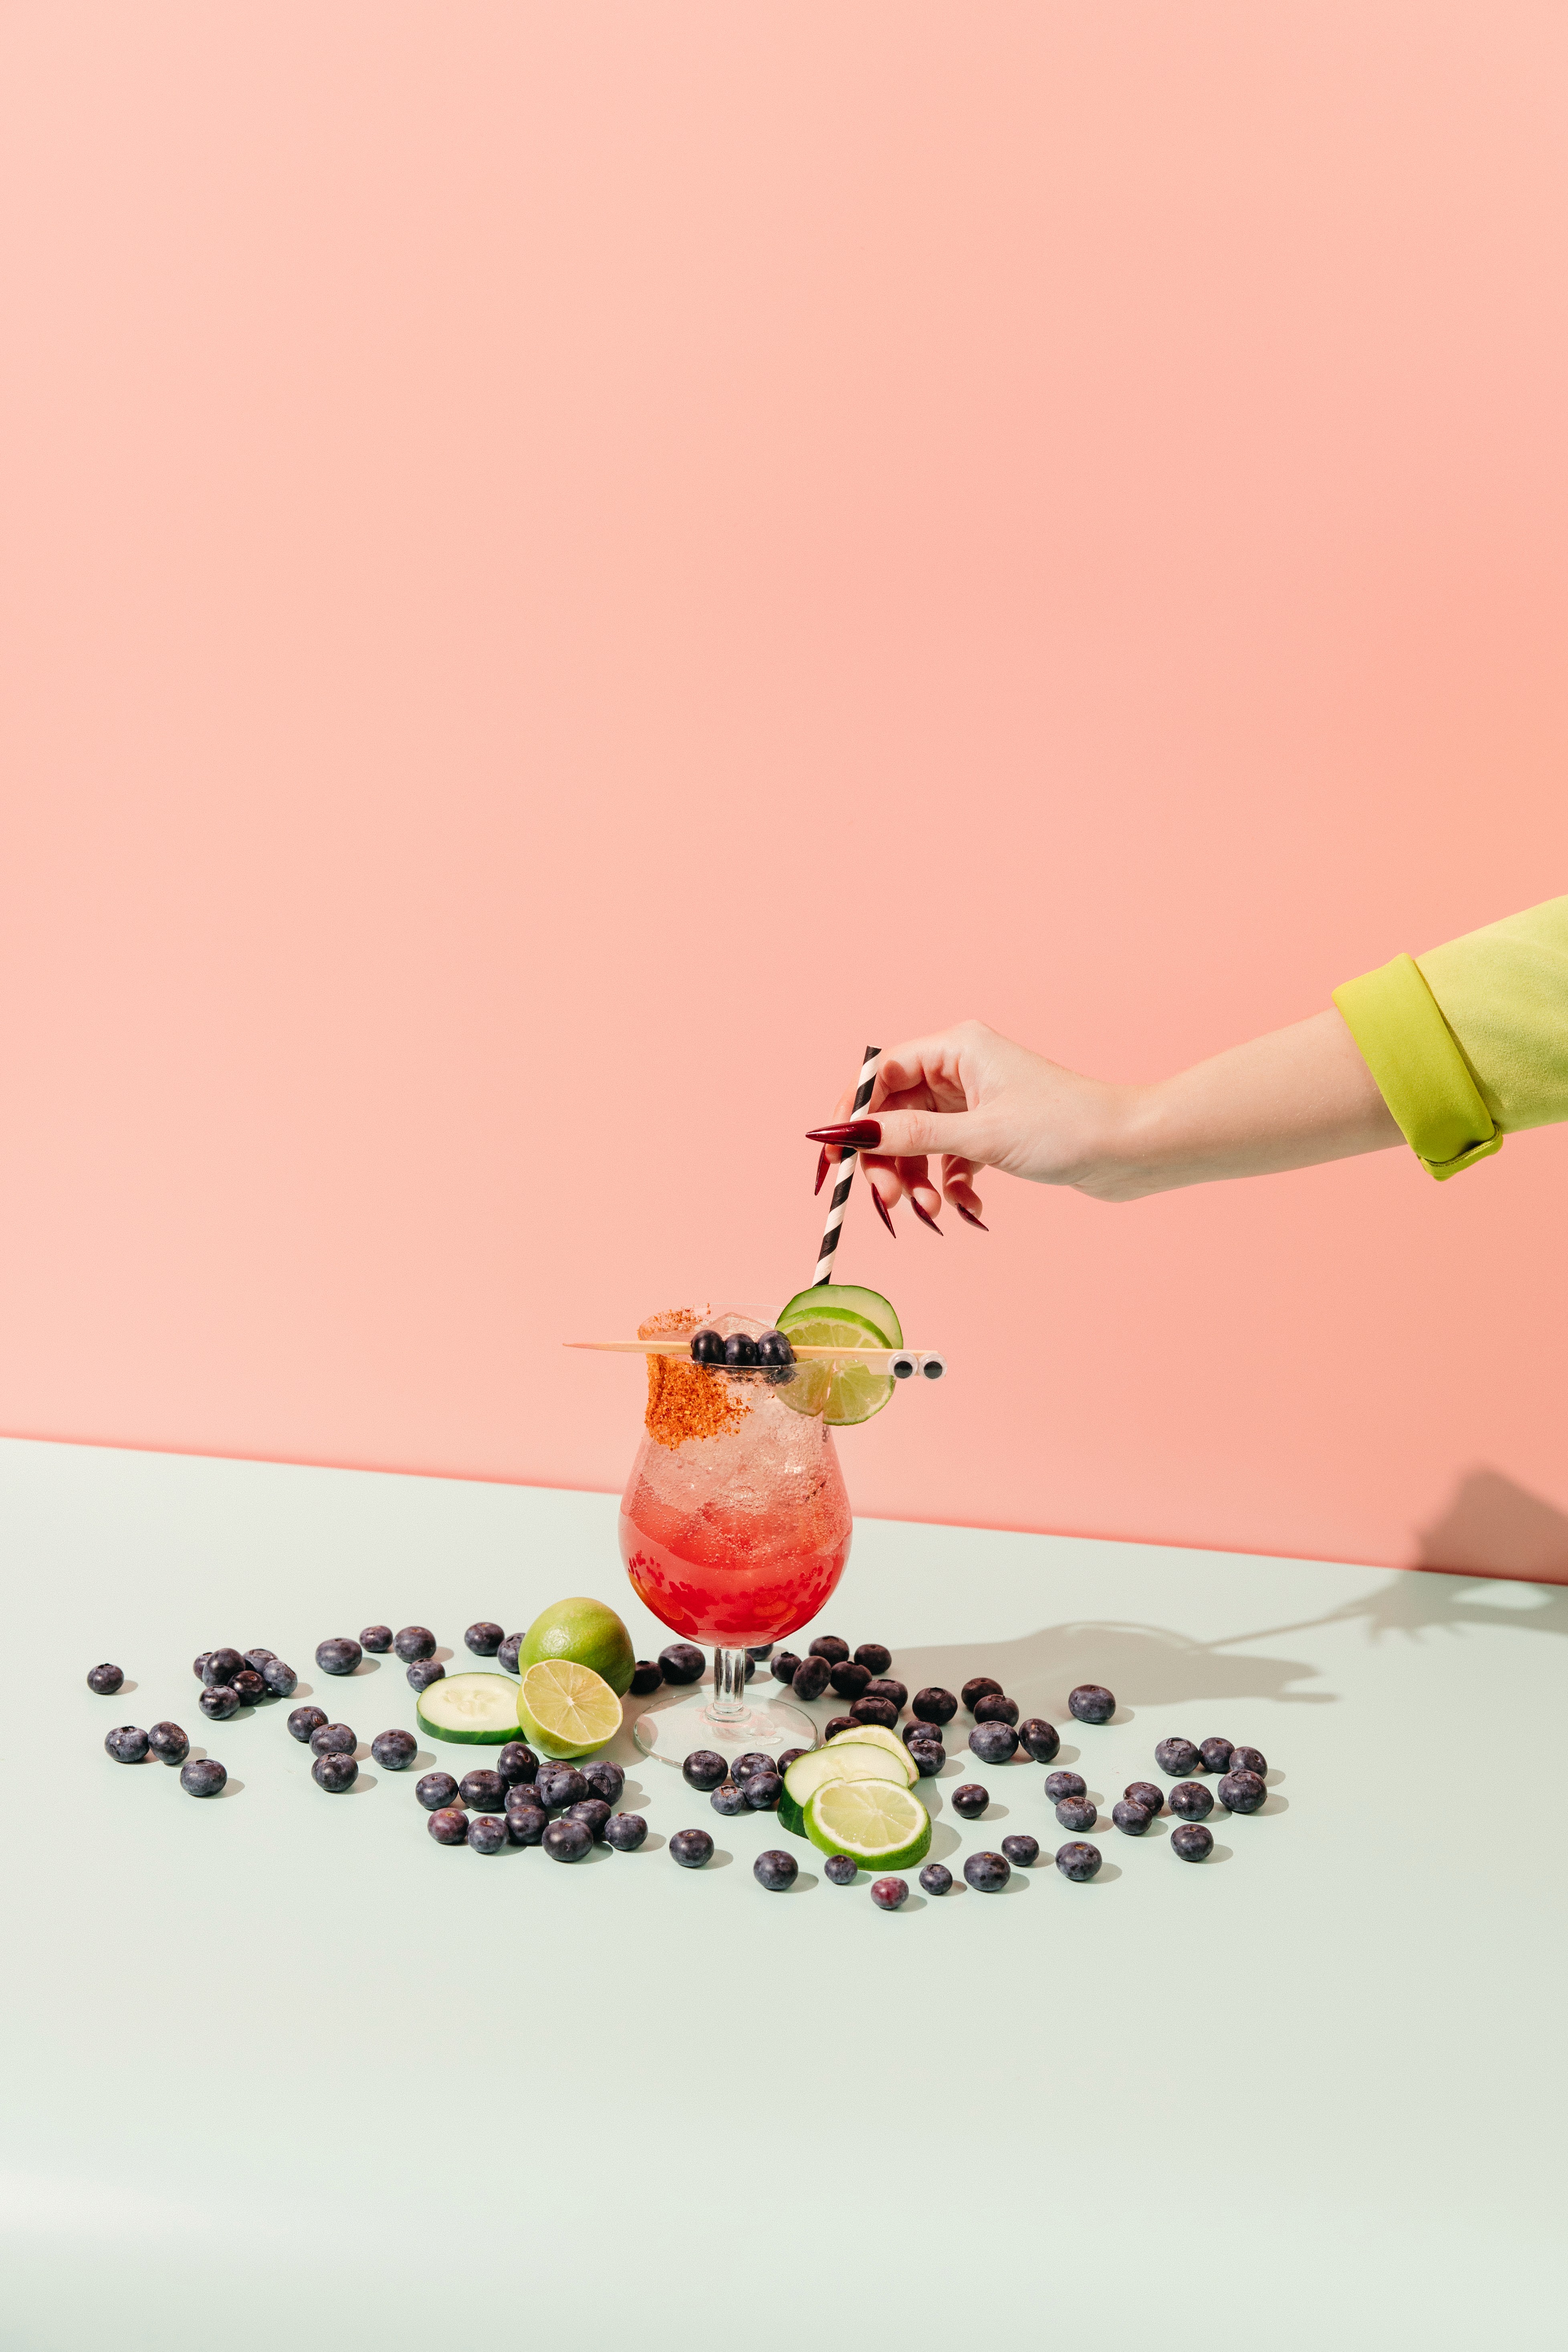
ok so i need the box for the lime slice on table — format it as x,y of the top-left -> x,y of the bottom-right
517,1596 -> 636,1698
775,1286 -> 904,1426
517,1659 -> 623,1759
805,1775 -> 932,1871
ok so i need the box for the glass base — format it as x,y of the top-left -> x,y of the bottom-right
633,1688 -> 820,1769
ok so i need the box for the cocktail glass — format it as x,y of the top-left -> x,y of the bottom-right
620,1305 -> 852,1766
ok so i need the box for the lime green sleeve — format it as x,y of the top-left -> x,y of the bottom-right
1333,894 -> 1568,1181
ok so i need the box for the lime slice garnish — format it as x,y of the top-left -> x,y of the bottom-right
773,1290 -> 902,1426
805,1776 -> 932,1869
517,1659 -> 623,1758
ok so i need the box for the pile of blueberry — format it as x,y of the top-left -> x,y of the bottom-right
91,1642 -> 302,1799
418,1741 -> 646,1860
688,1328 -> 795,1369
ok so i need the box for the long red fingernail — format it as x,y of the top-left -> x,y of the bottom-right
909,1197 -> 944,1236
870,1185 -> 897,1237
955,1201 -> 989,1231
805,1121 -> 881,1147
814,1146 -> 833,1196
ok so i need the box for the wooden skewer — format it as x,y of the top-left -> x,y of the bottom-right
563,1340 -> 940,1368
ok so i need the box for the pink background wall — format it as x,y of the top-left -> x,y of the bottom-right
4,3 -> 1567,1578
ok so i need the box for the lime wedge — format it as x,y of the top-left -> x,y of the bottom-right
825,1724 -> 915,1776
805,1776 -> 932,1869
517,1659 -> 623,1758
773,1289 -> 903,1426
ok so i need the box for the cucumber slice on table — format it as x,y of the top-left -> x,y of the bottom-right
826,1724 -> 916,1775
783,1742 -> 912,1810
416,1671 -> 523,1745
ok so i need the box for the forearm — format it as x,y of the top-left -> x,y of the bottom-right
1091,1010 -> 1402,1201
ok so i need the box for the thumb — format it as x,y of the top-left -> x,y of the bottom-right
872,1106 -> 989,1163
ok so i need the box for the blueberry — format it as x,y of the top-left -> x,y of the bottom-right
829,1659 -> 871,1700
775,1747 -> 808,1776
690,1327 -> 724,1364
790,1656 -> 832,1703
741,1771 -> 782,1811
964,1851 -> 1011,1892
961,1676 -> 1003,1713
230,1669 -> 267,1708
1171,1822 -> 1215,1862
580,1760 -> 624,1806
309,1722 -> 355,1756
1044,1769 -> 1086,1803
288,1705 -> 327,1743
86,1664 -> 124,1696
1199,1737 -> 1234,1775
824,1853 -> 858,1885
464,1621 -> 503,1656
1113,1799 -> 1153,1836
604,1811 -> 648,1851
754,1849 -> 798,1891
871,1876 -> 909,1910
908,1742 -> 944,1777
243,1648 -> 276,1671
918,1862 -> 953,1896
628,1659 -> 663,1696
968,1720 -> 1019,1765
755,1330 -> 795,1367
709,1781 -> 747,1816
507,1803 -> 549,1845
912,1686 -> 959,1725
204,1648 -> 244,1686
565,1798 -> 613,1842
315,1638 -> 363,1678
903,1719 -> 942,1748
428,1805 -> 470,1845
669,1828 -> 714,1868
146,1721 -> 190,1766
721,1332 -> 760,1366
359,1625 -> 393,1653
732,1752 -> 774,1783
973,1693 -> 1019,1726
952,1783 -> 990,1819
807,1635 -> 850,1665
395,1626 -> 436,1663
1055,1840 -> 1103,1882
1055,1795 -> 1097,1832
468,1813 -> 508,1854
823,1716 -> 858,1742
496,1740 -> 539,1787
192,1654 -> 212,1681
1170,1781 -> 1214,1822
407,1659 -> 446,1694
1124,1781 -> 1164,1817
1068,1684 -> 1115,1725
104,1724 -> 149,1763
864,1678 -> 908,1714
771,1652 -> 801,1686
180,1757 -> 227,1797
854,1643 -> 892,1676
200,1684 -> 239,1722
1155,1736 -> 1201,1777
658,1643 -> 705,1687
1018,1718 -> 1060,1764
459,1769 -> 507,1813
535,1763 -> 588,1810
851,1698 -> 899,1730
1231,1745 -> 1268,1778
744,1644 -> 771,1665
1001,1833 -> 1040,1868
498,1633 -> 523,1676
682,1749 -> 728,1792
416,1771 -> 459,1810
259,1658 -> 297,1698
312,1752 -> 358,1792
1218,1769 -> 1266,1815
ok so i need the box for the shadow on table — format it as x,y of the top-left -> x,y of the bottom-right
891,1619 -> 1336,1717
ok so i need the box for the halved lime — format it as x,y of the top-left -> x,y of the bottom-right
805,1776 -> 932,1869
517,1596 -> 636,1698
773,1287 -> 904,1426
517,1659 -> 623,1759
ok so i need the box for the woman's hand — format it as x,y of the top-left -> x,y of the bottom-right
807,1012 -> 1401,1227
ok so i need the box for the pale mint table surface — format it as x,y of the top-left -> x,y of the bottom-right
4,1434 -> 1565,2350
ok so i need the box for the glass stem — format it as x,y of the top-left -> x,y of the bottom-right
710,1645 -> 749,1722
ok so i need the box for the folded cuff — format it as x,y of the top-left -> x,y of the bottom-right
1333,954 -> 1502,1182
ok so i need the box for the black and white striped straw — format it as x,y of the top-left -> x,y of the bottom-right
812,1045 -> 882,1286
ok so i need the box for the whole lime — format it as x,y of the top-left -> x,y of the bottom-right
517,1597 -> 636,1698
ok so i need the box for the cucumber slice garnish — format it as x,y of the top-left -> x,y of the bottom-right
416,1671 -> 524,1745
